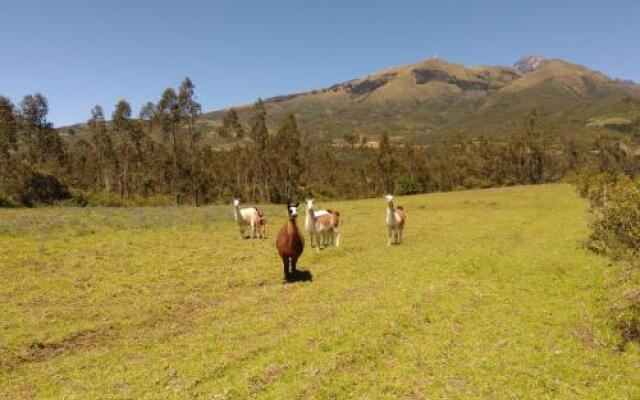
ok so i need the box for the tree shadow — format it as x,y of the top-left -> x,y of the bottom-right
285,269 -> 313,283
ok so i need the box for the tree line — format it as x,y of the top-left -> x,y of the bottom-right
1,79 -> 638,207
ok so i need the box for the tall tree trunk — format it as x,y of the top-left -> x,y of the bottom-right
104,169 -> 110,192
96,134 -> 102,191
122,143 -> 129,199
0,161 -> 5,198
171,124 -> 178,204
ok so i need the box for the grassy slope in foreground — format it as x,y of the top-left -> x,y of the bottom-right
1,184 -> 639,399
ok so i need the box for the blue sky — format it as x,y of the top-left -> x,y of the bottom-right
0,0 -> 638,126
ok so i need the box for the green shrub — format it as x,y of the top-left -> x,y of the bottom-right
80,191 -> 175,207
18,172 -> 71,206
0,196 -> 20,207
588,175 -> 640,257
580,172 -> 640,343
57,190 -> 89,207
613,290 -> 640,344
462,176 -> 494,189
573,170 -> 616,208
396,176 -> 424,195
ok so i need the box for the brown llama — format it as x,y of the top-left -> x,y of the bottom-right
316,209 -> 340,248
276,202 -> 305,282
256,210 -> 267,238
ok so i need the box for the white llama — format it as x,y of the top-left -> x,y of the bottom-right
384,194 -> 405,245
305,199 -> 340,250
233,198 -> 264,239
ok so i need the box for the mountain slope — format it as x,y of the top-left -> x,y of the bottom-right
204,56 -> 640,143
60,56 -> 640,145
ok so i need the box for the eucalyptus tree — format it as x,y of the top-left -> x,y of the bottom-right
249,99 -> 270,201
0,96 -> 17,196
218,108 -> 245,139
19,93 -> 49,165
178,77 -> 201,150
88,105 -> 108,190
157,88 -> 181,202
112,100 -> 133,198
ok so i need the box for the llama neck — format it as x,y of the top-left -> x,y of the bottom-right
234,204 -> 243,221
386,201 -> 395,219
287,218 -> 299,235
305,207 -> 315,226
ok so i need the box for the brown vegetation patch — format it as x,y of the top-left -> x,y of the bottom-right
412,68 -> 490,90
572,326 -> 601,349
329,73 -> 397,95
2,326 -> 116,372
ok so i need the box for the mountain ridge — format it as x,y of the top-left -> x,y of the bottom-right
61,56 -> 640,144
200,55 -> 639,142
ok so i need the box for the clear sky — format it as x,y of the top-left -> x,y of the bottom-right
1,0 -> 638,126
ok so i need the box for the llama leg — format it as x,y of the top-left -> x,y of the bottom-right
282,257 -> 289,282
239,225 -> 244,239
388,227 -> 392,246
398,229 -> 403,244
292,256 -> 298,274
334,230 -> 340,247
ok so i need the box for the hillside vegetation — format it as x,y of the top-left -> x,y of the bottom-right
60,56 -> 640,144
1,184 -> 639,399
3,57 -> 639,207
201,56 -> 640,143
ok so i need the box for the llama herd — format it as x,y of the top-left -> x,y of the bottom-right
233,195 -> 406,282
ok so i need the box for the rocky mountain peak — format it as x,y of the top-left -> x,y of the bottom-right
513,56 -> 548,73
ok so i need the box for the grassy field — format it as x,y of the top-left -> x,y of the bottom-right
1,184 -> 639,399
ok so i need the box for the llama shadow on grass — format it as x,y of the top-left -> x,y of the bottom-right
285,269 -> 313,283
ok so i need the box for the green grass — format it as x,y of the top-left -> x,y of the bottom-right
1,184 -> 639,399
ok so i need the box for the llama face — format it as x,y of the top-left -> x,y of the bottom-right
288,203 -> 299,217
305,199 -> 314,209
233,198 -> 240,207
385,194 -> 394,203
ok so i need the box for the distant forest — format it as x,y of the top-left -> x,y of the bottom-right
1,78 -> 639,207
